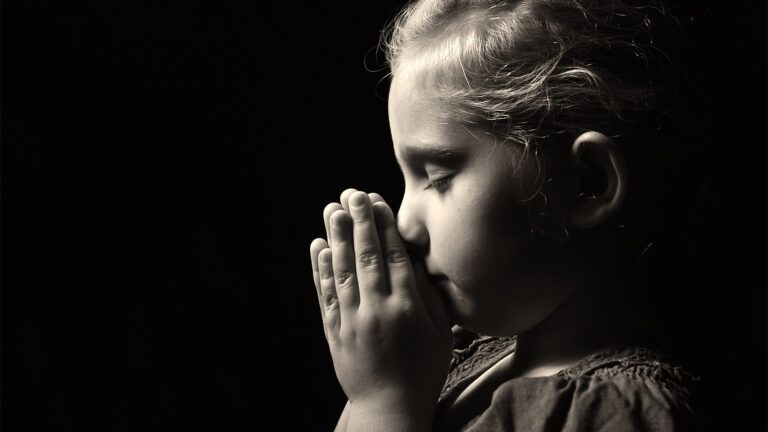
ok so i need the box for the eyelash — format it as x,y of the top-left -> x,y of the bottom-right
426,175 -> 454,192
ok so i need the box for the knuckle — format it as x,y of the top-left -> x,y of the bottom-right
320,268 -> 335,281
323,292 -> 339,311
362,320 -> 383,339
390,295 -> 415,315
338,326 -> 356,342
352,213 -> 369,225
356,308 -> 383,332
356,247 -> 381,268
385,247 -> 410,264
334,268 -> 355,286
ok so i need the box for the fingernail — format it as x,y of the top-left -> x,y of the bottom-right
332,213 -> 343,228
319,250 -> 332,276
320,248 -> 331,264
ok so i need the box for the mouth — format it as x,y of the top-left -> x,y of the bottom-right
425,274 -> 454,326
427,274 -> 450,291
407,252 -> 449,288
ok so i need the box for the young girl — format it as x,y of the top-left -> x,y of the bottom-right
309,0 -> 701,430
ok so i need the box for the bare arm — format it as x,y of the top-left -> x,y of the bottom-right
335,399 -> 433,432
334,400 -> 351,432
343,400 -> 433,432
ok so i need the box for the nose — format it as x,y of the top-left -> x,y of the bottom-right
396,190 -> 429,257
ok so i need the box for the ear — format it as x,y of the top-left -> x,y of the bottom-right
567,131 -> 628,229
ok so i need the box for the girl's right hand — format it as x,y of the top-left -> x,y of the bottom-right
309,188 -> 453,430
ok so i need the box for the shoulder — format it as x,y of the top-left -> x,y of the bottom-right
554,341 -> 702,410
443,332 -> 702,431
474,374 -> 699,432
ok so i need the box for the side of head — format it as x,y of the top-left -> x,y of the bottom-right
383,0 -> 685,335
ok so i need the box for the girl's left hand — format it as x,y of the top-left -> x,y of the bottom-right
309,189 -> 453,423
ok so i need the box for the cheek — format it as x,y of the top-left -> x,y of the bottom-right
466,182 -> 531,260
434,197 -> 530,289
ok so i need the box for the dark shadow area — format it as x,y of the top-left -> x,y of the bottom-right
2,1 -> 765,430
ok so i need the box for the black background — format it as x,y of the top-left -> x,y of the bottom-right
2,1 -> 766,431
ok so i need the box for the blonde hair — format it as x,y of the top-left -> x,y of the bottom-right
381,0 -> 681,244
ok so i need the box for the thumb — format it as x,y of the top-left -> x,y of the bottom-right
411,261 -> 453,350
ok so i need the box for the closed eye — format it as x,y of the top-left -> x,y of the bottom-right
426,175 -> 454,192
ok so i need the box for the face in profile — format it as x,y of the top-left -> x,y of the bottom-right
388,63 -> 582,336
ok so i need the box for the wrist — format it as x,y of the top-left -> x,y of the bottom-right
346,394 -> 437,432
346,403 -> 434,432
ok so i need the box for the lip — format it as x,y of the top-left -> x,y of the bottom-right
427,274 -> 449,287
426,275 -> 453,316
424,263 -> 447,285
409,255 -> 447,287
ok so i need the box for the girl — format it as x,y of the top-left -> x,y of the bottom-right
309,0 -> 701,430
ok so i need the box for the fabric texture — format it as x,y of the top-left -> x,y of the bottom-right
436,327 -> 702,431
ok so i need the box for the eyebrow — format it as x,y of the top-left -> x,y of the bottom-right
395,145 -> 467,171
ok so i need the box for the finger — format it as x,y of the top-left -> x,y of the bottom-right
368,192 -> 385,205
369,193 -> 387,238
323,202 -> 343,245
318,248 -> 340,339
310,237 -> 330,321
372,200 -> 416,299
340,188 -> 358,212
369,193 -> 387,233
329,209 -> 360,319
412,260 -> 453,347
323,188 -> 384,243
348,191 -> 387,302
341,190 -> 383,210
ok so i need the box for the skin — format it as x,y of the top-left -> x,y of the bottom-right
308,60 -> 652,431
309,189 -> 452,431
385,65 -> 582,337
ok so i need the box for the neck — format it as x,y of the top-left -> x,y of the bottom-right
510,259 -> 660,376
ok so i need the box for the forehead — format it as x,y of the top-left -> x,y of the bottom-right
388,65 -> 465,156
388,78 -> 512,177
388,64 -> 437,123
387,67 -> 522,175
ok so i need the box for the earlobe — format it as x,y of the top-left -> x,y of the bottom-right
568,131 -> 628,229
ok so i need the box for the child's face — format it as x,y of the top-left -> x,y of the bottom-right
388,66 -> 581,336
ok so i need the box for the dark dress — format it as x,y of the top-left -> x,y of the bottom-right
435,327 -> 701,431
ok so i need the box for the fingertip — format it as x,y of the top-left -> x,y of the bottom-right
371,202 -> 388,223
340,188 -> 358,199
368,192 -> 385,204
340,188 -> 359,211
372,201 -> 395,225
310,238 -> 329,254
323,202 -> 342,219
349,191 -> 371,209
330,209 -> 350,228
318,247 -> 332,265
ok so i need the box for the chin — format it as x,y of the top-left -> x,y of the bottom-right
457,320 -> 521,338
435,282 -> 496,335
446,305 -> 506,336
448,300 -> 534,337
